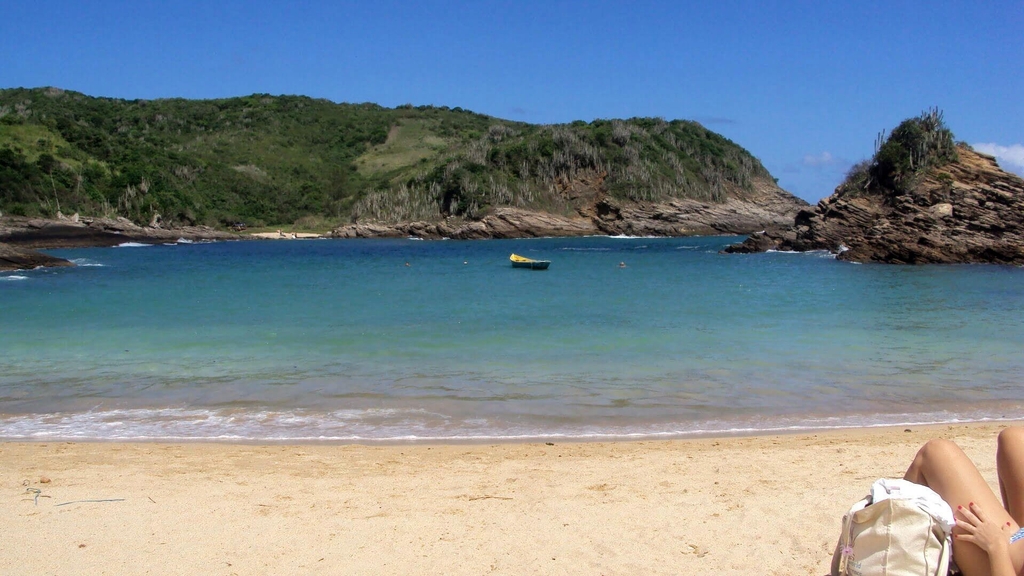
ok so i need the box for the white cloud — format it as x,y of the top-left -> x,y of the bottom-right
972,143 -> 1024,176
802,151 -> 834,167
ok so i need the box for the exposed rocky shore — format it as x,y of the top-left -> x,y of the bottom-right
725,148 -> 1024,264
0,215 -> 238,249
0,215 -> 239,271
0,242 -> 76,271
332,176 -> 807,239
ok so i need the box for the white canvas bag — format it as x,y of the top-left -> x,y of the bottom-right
831,479 -> 954,576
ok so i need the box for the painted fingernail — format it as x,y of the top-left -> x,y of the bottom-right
970,502 -> 975,506
958,505 -> 963,510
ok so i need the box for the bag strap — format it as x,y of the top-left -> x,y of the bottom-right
841,509 -> 854,575
832,499 -> 863,576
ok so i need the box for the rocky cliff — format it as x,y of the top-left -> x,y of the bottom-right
725,147 -> 1024,264
333,174 -> 806,239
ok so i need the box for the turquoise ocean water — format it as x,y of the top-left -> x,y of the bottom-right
2,236 -> 1023,442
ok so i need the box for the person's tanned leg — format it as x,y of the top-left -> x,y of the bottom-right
997,427 -> 1024,526
904,438 -> 1017,576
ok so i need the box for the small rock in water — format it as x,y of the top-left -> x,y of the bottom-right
904,428 -> 912,433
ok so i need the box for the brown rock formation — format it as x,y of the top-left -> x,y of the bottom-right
332,208 -> 600,239
0,243 -> 74,271
725,147 -> 1024,264
586,177 -> 807,236
333,174 -> 806,240
0,216 -> 238,249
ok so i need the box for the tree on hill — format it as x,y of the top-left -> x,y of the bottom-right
841,107 -> 958,197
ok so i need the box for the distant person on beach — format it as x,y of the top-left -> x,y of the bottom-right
904,427 -> 1024,576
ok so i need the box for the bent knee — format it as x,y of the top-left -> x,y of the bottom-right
998,426 -> 1024,449
916,438 -> 964,462
920,438 -> 960,454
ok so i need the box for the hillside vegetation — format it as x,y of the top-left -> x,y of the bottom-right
838,107 -> 958,198
0,87 -> 776,228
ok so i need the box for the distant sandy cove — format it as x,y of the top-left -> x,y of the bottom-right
3,422 -> 1018,575
250,231 -> 324,239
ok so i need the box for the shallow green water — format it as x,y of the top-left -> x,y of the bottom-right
2,236 -> 1023,441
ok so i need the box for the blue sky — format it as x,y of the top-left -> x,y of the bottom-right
2,1 -> 1021,202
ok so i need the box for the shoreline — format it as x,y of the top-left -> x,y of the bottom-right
5,421 -> 1021,574
0,214 -> 761,251
2,416 -> 1018,443
3,405 -> 1021,444
2,418 -> 1017,445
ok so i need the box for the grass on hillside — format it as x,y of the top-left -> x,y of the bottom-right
353,119 -> 449,177
0,124 -> 80,167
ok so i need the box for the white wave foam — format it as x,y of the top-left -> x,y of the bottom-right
764,249 -> 837,259
0,275 -> 29,281
176,238 -> 194,244
116,242 -> 152,248
70,258 -> 105,267
1,406 -> 1021,443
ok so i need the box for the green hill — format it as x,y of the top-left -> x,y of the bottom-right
0,87 -> 777,229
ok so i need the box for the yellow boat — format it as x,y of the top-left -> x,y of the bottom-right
510,253 -> 550,270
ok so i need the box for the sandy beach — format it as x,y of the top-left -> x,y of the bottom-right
2,422 -> 1019,575
249,231 -> 324,240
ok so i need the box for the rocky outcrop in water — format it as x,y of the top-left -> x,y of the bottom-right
725,148 -> 1024,264
0,215 -> 238,249
0,242 -> 74,271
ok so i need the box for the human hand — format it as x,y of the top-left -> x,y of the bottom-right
954,501 -> 1013,557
